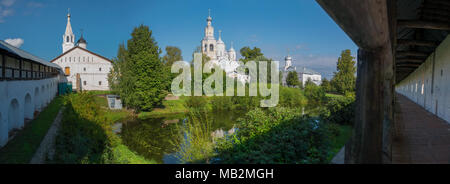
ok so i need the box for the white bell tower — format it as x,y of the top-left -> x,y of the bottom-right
62,9 -> 75,53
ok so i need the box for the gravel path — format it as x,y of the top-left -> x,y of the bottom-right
29,108 -> 64,164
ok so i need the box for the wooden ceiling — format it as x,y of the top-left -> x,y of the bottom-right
395,0 -> 450,82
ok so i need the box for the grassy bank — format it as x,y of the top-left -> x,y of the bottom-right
54,93 -> 155,164
0,97 -> 63,164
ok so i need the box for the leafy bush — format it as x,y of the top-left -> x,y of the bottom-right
279,86 -> 307,108
54,93 -> 153,164
304,84 -> 326,105
210,96 -> 233,112
214,108 -> 333,164
184,96 -> 208,112
322,97 -> 355,125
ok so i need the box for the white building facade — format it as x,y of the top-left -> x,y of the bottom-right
52,12 -> 112,91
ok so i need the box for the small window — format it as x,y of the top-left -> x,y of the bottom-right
210,44 -> 214,52
441,69 -> 443,77
66,36 -> 69,42
83,68 -> 86,72
99,68 -> 102,71
64,67 -> 70,75
99,81 -> 102,86
204,44 -> 207,52
83,81 -> 87,86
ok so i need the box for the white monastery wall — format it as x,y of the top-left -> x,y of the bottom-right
396,35 -> 450,123
0,77 -> 60,147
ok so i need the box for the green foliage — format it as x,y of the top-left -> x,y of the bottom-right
239,46 -> 264,63
210,96 -> 233,112
279,86 -> 307,108
320,78 -> 334,93
54,93 -> 154,164
109,25 -> 168,112
184,96 -> 208,113
321,96 -> 355,125
174,112 -> 214,163
162,46 -> 183,67
215,108 -> 333,164
286,71 -> 300,87
331,49 -> 356,95
304,82 -> 326,105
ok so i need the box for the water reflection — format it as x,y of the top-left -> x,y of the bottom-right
120,112 -> 242,164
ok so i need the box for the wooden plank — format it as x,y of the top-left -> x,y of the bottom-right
396,51 -> 430,58
316,0 -> 391,49
398,20 -> 450,30
396,58 -> 425,63
397,39 -> 438,47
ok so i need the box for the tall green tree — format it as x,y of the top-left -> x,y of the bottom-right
286,71 -> 300,87
110,25 -> 168,112
162,46 -> 183,66
239,46 -> 264,63
331,49 -> 356,95
320,77 -> 333,93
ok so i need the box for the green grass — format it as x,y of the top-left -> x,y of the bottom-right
326,93 -> 345,99
138,97 -> 189,119
328,125 -> 353,162
0,97 -> 63,164
109,143 -> 157,164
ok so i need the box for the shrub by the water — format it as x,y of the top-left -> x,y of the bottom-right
54,93 -> 153,164
215,108 -> 333,164
321,97 -> 355,125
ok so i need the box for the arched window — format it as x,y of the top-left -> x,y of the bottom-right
210,44 -> 214,52
204,44 -> 207,52
66,36 -> 69,42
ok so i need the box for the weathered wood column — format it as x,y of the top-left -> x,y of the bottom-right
316,0 -> 395,164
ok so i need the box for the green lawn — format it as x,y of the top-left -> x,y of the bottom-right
138,97 -> 189,119
0,97 -> 63,164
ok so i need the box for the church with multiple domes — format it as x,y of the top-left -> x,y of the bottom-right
51,12 -> 112,91
201,10 -> 236,61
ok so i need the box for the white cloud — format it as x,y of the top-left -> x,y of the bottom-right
27,2 -> 44,8
0,0 -> 15,23
1,0 -> 15,7
5,38 -> 24,48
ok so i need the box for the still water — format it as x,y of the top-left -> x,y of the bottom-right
119,112 -> 242,164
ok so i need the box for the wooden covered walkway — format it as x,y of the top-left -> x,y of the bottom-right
393,94 -> 450,164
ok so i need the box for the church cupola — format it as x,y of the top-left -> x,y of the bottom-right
62,10 -> 75,53
77,31 -> 87,49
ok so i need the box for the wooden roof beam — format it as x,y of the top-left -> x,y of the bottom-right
398,20 -> 450,30
396,51 -> 430,58
396,58 -> 425,63
397,39 -> 438,47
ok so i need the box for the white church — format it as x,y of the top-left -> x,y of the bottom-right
199,10 -> 250,83
282,55 -> 322,87
51,12 -> 112,91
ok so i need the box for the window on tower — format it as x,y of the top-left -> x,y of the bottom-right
204,44 -> 207,52
210,44 -> 214,52
66,36 -> 69,42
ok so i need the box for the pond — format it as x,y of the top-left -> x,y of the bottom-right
119,111 -> 243,164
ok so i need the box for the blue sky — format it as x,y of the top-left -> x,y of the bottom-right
0,0 -> 357,79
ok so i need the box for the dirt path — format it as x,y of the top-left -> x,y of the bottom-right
29,108 -> 64,164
